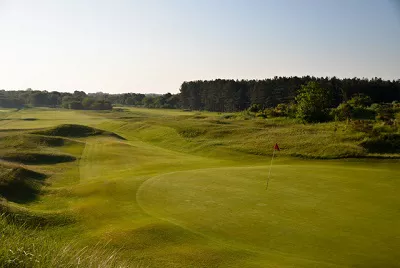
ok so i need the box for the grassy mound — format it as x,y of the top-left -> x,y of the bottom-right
1,152 -> 76,165
34,124 -> 125,139
0,203 -> 75,227
26,135 -> 66,147
0,134 -> 66,149
0,164 -> 46,203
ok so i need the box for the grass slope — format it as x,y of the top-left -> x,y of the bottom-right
0,107 -> 399,267
0,163 -> 46,203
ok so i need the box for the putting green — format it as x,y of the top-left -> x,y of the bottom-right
137,163 -> 400,267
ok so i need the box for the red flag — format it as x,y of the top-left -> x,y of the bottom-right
274,143 -> 280,151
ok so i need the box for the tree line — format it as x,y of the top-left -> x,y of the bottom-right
1,76 -> 399,115
0,89 -> 179,110
179,76 -> 400,112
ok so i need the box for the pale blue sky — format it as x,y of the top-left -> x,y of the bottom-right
1,0 -> 399,93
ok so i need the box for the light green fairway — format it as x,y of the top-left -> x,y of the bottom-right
0,108 -> 109,129
1,108 -> 399,268
137,163 -> 400,267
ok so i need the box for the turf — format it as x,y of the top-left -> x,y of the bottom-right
0,107 -> 399,267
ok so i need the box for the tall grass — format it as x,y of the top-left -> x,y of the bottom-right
0,214 -> 134,268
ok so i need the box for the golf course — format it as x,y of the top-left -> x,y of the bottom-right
0,107 -> 399,267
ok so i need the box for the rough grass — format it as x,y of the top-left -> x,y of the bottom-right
0,214 -> 131,268
0,134 -> 64,149
0,202 -> 75,227
119,119 -> 373,160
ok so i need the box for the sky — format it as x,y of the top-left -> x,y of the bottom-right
0,0 -> 399,94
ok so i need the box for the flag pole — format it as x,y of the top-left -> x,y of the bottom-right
266,148 -> 276,190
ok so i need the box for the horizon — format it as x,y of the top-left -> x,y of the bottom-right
2,75 -> 400,95
1,0 -> 400,94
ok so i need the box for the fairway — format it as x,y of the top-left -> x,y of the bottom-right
138,164 -> 400,267
1,108 -> 399,267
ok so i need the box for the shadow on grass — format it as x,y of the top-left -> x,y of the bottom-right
1,152 -> 76,165
360,134 -> 400,154
25,135 -> 66,147
34,124 -> 126,140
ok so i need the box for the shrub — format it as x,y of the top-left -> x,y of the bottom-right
369,103 -> 381,111
274,103 -> 288,117
347,94 -> 372,107
332,103 -> 352,121
255,112 -> 267,118
295,82 -> 332,123
351,107 -> 376,120
376,104 -> 396,124
248,104 -> 262,113
332,105 -> 376,121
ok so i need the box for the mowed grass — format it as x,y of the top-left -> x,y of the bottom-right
0,108 -> 399,267
137,163 -> 400,267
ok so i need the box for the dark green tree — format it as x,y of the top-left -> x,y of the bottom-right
30,92 -> 49,107
82,97 -> 95,109
295,82 -> 331,122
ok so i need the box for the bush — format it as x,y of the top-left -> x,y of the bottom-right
295,82 -> 332,123
376,104 -> 396,123
369,103 -> 381,111
256,112 -> 267,118
248,104 -> 262,113
347,94 -> 372,107
352,107 -> 376,120
332,102 -> 376,121
332,103 -> 352,121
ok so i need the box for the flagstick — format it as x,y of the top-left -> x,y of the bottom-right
266,149 -> 276,190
